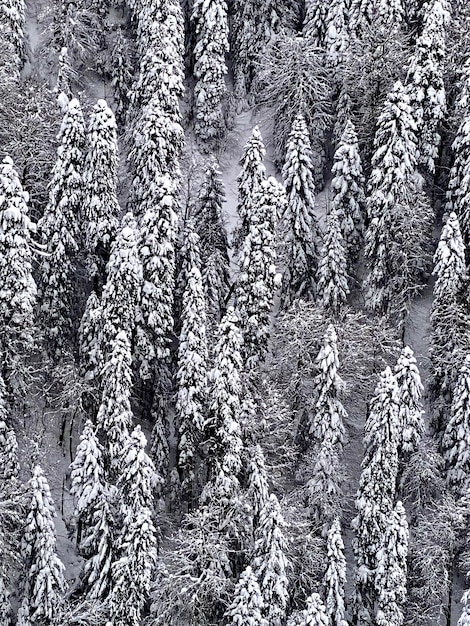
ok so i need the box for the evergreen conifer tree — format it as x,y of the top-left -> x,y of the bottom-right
352,367 -> 401,626
0,378 -> 18,481
110,28 -> 133,124
394,346 -> 425,457
38,97 -> 84,352
299,592 -> 329,626
324,0 -> 349,68
225,566 -> 266,626
323,518 -> 348,626
0,0 -> 25,61
21,466 -> 67,624
110,426 -> 159,626
317,209 -> 349,314
459,590 -> 470,626
96,331 -> 134,466
446,115 -> 470,246
246,444 -> 270,528
233,126 -> 266,254
78,291 -> 103,382
303,0 -> 328,46
176,260 -> 208,500
375,501 -> 408,626
442,356 -> 470,497
83,99 -> 120,278
330,120 -> 365,264
281,113 -> 321,304
70,420 -> 105,547
251,494 -> 289,625
0,156 -> 36,353
235,177 -> 283,368
100,213 -> 142,355
191,0 -> 229,140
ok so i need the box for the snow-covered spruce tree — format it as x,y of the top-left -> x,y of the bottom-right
375,500 -> 408,626
0,0 -> 25,62
109,27 -> 134,124
205,307 -> 244,497
405,0 -> 451,174
394,346 -> 425,458
299,592 -> 329,626
0,420 -> 19,482
281,113 -> 321,305
194,159 -> 230,328
442,356 -> 470,497
0,156 -> 36,356
233,126 -> 266,254
251,494 -> 289,625
83,99 -> 120,281
256,34 -> 331,179
0,575 -> 11,626
174,226 -> 202,333
429,213 -> 469,410
351,367 -> 401,626
235,177 -> 283,369
110,426 -> 159,626
96,331 -> 134,468
330,120 -> 366,265
176,262 -> 208,501
303,0 -> 328,47
38,97 -> 84,352
54,46 -> 73,99
349,0 -> 405,35
225,565 -> 266,626
446,115 -> 470,246
459,591 -> 470,626
134,172 -> 179,379
69,420 -> 105,548
305,439 -> 343,529
191,0 -> 229,141
363,81 -> 432,321
100,214 -> 142,356
332,89 -> 353,149
324,0 -> 349,69
323,518 -> 347,626
246,443 -> 270,529
78,291 -> 103,383
21,466 -> 67,624
317,209 -> 349,314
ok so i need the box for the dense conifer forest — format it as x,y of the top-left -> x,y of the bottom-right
2,0 -> 470,625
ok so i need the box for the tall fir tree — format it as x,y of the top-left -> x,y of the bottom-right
442,356 -> 470,497
352,367 -> 401,626
83,99 -> 120,281
303,0 -> 328,46
394,346 -> 425,457
446,114 -> 470,246
246,444 -> 270,529
330,120 -> 365,265
0,375 -> 18,481
323,518 -> 348,626
317,208 -> 350,314
191,0 -> 229,140
0,0 -> 25,62
21,466 -> 67,625
235,177 -> 283,368
298,592 -> 329,626
225,566 -> 266,626
38,98 -> 84,352
324,0 -> 349,68
281,113 -> 321,304
374,501 -> 408,626
78,291 -> 103,383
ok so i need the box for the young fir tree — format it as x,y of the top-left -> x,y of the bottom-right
21,466 -> 67,624
110,426 -> 159,626
134,173 -> 179,379
332,89 -> 353,149
83,99 -> 120,280
430,213 -> 469,407
96,331 -> 134,468
374,501 -> 408,626
233,126 -> 267,254
394,346 -> 425,457
110,27 -> 134,124
405,0 -> 451,174
78,291 -> 103,383
225,565 -> 266,626
281,113 -> 321,305
251,494 -> 289,625
69,420 -> 105,548
299,592 -> 329,626
324,0 -> 349,69
174,226 -> 202,332
100,213 -> 143,355
306,439 -> 343,529
363,81 -> 432,321
351,367 -> 401,626
330,120 -> 366,265
54,47 -> 73,99
38,97 -> 84,352
317,208 -> 350,314
235,177 -> 283,369
246,444 -> 270,529
323,518 -> 348,626
176,261 -> 208,501
191,0 -> 229,141
446,114 -> 470,246
441,356 -> 470,497
0,156 -> 36,354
